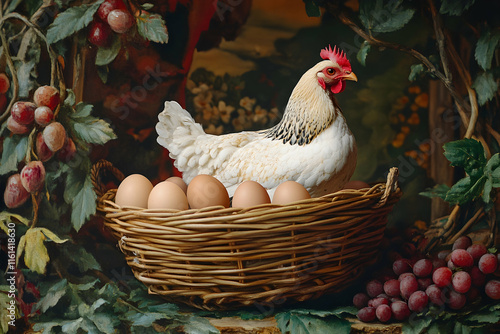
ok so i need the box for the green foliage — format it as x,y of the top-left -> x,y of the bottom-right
439,0 -> 476,16
95,36 -> 122,66
0,135 -> 28,175
66,102 -> 117,145
46,1 -> 104,44
136,12 -> 169,44
472,72 -> 499,106
356,41 -> 371,66
421,139 -> 500,204
409,64 -> 425,81
303,0 -> 321,17
360,0 -> 415,33
275,307 -> 355,334
475,29 -> 500,71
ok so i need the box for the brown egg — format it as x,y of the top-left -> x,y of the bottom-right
187,174 -> 230,209
115,174 -> 153,208
165,176 -> 187,194
232,181 -> 271,208
272,181 -> 311,205
343,180 -> 370,190
147,181 -> 189,210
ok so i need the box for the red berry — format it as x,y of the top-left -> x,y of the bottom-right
426,284 -> 444,306
36,133 -> 53,162
400,275 -> 418,300
485,280 -> 500,300
0,73 -> 10,94
383,279 -> 400,297
42,122 -> 66,152
107,9 -> 134,34
34,86 -> 60,111
437,250 -> 450,260
432,267 -> 452,287
408,290 -> 428,313
11,101 -> 36,125
34,106 -> 54,126
88,21 -> 112,47
452,271 -> 471,294
447,290 -> 466,310
357,307 -> 376,322
393,258 -> 411,276
97,0 -> 127,21
7,116 -> 31,134
353,293 -> 370,309
417,277 -> 432,290
391,301 -> 410,321
58,138 -> 77,162
20,161 -> 46,193
467,244 -> 487,263
450,249 -> 474,268
469,266 -> 486,287
452,235 -> 472,250
478,253 -> 498,274
4,174 -> 30,208
369,297 -> 389,308
366,280 -> 384,298
375,304 -> 391,323
413,259 -> 433,277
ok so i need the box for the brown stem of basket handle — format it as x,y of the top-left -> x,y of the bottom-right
374,167 -> 399,208
90,160 -> 125,198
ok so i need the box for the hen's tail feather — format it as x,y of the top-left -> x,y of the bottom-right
156,101 -> 205,158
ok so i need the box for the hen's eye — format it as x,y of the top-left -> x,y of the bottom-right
327,68 -> 335,75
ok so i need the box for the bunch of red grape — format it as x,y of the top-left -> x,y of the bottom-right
4,85 -> 76,209
88,0 -> 135,47
0,73 -> 10,112
354,236 -> 499,323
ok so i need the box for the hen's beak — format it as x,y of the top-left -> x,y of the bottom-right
342,71 -> 357,82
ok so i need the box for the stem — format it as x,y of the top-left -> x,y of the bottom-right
427,0 -> 452,82
0,29 -> 18,123
448,207 -> 484,244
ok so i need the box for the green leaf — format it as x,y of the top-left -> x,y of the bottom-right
16,59 -> 38,98
443,139 -> 486,178
420,184 -> 451,200
68,103 -> 117,145
0,135 -> 28,175
475,29 -> 500,71
445,175 -> 487,204
88,312 -> 118,334
127,312 -> 167,327
97,66 -> 109,84
402,315 -> 433,334
409,63 -> 425,81
357,41 -> 371,66
95,36 -> 122,66
35,279 -> 68,313
136,12 -> 169,44
482,178 -> 493,203
276,311 -> 350,334
440,0 -> 476,16
46,1 -> 104,44
486,153 -> 500,187
359,0 -> 415,33
62,244 -> 102,272
303,0 -> 321,17
472,72 -> 498,106
141,3 -> 154,10
70,176 -> 97,232
182,316 -> 219,334
65,89 -> 76,106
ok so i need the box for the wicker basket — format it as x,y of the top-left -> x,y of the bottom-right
92,160 -> 402,311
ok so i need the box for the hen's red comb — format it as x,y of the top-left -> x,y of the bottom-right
320,45 -> 351,70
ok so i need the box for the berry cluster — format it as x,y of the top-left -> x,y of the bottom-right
4,86 -> 76,208
354,236 -> 499,323
88,0 -> 134,47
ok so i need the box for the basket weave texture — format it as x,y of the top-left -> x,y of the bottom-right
93,160 -> 402,311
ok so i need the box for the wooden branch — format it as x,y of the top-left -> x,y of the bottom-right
427,0 -> 452,81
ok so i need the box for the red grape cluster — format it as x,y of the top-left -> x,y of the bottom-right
354,236 -> 499,323
0,73 -> 9,113
88,0 -> 135,47
4,86 -> 76,209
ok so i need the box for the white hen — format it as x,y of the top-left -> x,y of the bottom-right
156,46 -> 357,198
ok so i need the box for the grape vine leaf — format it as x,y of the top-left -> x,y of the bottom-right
35,279 -> 68,313
68,102 -> 117,145
16,228 -> 67,274
46,1 -> 104,44
359,0 -> 415,33
443,138 -> 486,179
64,169 -> 97,232
444,175 -> 487,205
357,41 -> 371,66
95,35 -> 122,66
0,135 -> 28,175
439,0 -> 476,16
275,311 -> 351,334
136,12 -> 169,44
472,72 -> 499,106
475,29 -> 500,71
409,64 -> 425,81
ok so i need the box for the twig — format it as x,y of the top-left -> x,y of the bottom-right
0,28 -> 18,123
448,207 -> 484,244
427,0 -> 452,82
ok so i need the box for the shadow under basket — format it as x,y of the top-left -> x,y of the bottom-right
92,160 -> 402,311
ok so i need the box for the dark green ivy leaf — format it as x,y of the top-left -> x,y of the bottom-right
472,72 -> 498,106
303,0 -> 321,17
136,12 -> 169,44
420,183 -> 451,200
443,139 -> 486,178
70,176 -> 97,232
0,135 -> 28,175
357,41 -> 371,66
35,279 -> 68,313
409,64 -> 425,81
69,102 -> 117,145
360,0 -> 415,33
475,29 -> 500,71
95,35 -> 122,66
486,153 -> 500,187
46,1 -> 104,44
445,175 -> 486,205
439,0 -> 476,16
